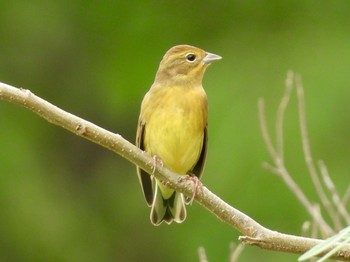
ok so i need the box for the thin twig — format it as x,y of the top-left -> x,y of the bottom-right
311,216 -> 319,240
319,160 -> 350,226
259,73 -> 333,237
198,247 -> 209,262
259,94 -> 317,219
342,185 -> 350,206
258,98 -> 279,161
318,161 -> 343,230
295,75 -> 335,237
261,162 -> 280,175
229,243 -> 245,262
276,70 -> 294,162
302,221 -> 312,237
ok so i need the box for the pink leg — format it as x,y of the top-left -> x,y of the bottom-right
151,155 -> 163,176
179,175 -> 203,204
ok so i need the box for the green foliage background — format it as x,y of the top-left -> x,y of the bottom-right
1,1 -> 350,261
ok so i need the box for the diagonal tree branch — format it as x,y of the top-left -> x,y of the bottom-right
1,81 -> 350,260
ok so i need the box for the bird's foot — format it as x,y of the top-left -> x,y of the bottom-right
178,174 -> 203,205
151,155 -> 163,176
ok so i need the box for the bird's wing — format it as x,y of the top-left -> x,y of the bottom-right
191,125 -> 208,180
136,119 -> 154,206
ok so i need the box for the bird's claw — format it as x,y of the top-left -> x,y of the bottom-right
178,175 -> 203,205
151,155 -> 163,177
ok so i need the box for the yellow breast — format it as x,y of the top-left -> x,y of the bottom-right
142,85 -> 207,175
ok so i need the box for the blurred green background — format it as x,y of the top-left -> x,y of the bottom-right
1,1 -> 350,261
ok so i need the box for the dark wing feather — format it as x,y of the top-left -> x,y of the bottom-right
184,126 -> 208,204
136,120 -> 154,206
191,125 -> 208,179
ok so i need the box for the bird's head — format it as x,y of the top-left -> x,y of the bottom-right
153,45 -> 221,87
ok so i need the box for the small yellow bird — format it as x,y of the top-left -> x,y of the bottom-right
136,45 -> 221,225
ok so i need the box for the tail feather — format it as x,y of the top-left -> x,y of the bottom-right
150,185 -> 186,225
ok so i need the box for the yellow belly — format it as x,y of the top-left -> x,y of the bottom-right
142,86 -> 207,198
146,114 -> 204,174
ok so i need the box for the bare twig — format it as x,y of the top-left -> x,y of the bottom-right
258,98 -> 279,161
276,70 -> 294,162
259,106 -> 331,233
1,81 -> 350,260
302,221 -> 312,237
319,160 -> 350,226
259,73 -> 334,237
259,72 -> 350,262
198,247 -> 209,262
229,243 -> 245,262
342,186 -> 350,206
261,162 -> 280,175
295,75 -> 337,235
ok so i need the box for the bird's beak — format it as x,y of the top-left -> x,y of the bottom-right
203,52 -> 222,63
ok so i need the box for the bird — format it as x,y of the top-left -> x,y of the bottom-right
136,44 -> 221,225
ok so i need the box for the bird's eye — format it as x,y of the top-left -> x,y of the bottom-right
186,53 -> 196,62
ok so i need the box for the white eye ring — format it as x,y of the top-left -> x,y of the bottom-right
186,53 -> 196,62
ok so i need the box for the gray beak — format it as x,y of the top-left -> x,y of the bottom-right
203,52 -> 222,63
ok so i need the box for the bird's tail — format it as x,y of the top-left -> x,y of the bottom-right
150,185 -> 187,225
